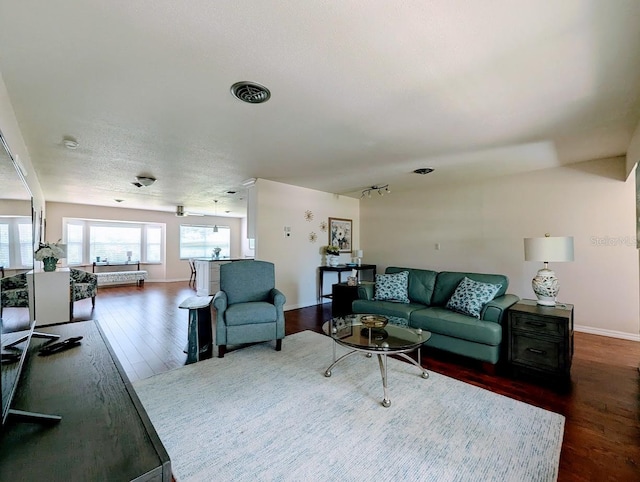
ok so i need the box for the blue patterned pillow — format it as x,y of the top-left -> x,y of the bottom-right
446,277 -> 502,318
374,271 -> 409,303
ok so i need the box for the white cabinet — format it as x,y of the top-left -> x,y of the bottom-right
195,260 -> 231,296
27,268 -> 70,326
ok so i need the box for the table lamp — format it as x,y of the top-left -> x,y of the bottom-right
524,234 -> 574,306
353,249 -> 363,266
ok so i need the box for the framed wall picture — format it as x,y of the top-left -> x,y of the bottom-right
328,217 -> 352,253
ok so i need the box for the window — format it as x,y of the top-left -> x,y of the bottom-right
146,226 -> 162,263
66,223 -> 84,265
0,216 -> 33,268
90,225 -> 141,262
180,225 -> 231,259
63,219 -> 164,265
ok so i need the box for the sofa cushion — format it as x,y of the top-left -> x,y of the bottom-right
352,299 -> 425,321
225,302 -> 277,326
386,267 -> 437,306
445,277 -> 502,318
432,271 -> 508,307
410,307 -> 502,346
374,271 -> 409,303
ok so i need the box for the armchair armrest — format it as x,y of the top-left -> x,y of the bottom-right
270,288 -> 286,308
213,290 -> 228,312
481,294 -> 520,324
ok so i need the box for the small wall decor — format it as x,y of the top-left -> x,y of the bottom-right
319,221 -> 327,232
309,232 -> 317,243
328,217 -> 352,252
304,210 -> 314,222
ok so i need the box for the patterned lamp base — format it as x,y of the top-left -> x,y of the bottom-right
532,267 -> 559,306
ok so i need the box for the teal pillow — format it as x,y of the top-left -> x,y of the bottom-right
446,277 -> 501,318
374,271 -> 409,303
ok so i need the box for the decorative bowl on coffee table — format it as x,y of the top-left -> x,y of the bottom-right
360,315 -> 388,328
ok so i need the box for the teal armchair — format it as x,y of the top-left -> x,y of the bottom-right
213,260 -> 286,358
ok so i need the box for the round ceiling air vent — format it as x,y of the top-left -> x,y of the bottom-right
413,168 -> 434,175
231,81 -> 271,104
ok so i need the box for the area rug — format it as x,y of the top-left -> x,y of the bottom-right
133,330 -> 564,482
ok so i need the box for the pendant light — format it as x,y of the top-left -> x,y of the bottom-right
213,200 -> 219,233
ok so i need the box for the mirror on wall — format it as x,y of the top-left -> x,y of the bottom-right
0,132 -> 34,330
1,128 -> 34,423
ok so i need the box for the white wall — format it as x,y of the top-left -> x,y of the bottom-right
0,71 -> 45,213
46,202 -> 244,282
254,179 -> 360,310
361,157 -> 640,340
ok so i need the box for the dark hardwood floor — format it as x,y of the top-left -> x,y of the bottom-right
63,282 -> 639,481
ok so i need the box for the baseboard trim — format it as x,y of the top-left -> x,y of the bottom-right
574,324 -> 640,342
284,301 -> 324,311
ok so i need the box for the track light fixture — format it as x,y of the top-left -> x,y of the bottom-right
361,184 -> 390,199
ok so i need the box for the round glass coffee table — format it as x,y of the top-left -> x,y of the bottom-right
322,314 -> 431,407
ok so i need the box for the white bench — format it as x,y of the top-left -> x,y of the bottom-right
95,270 -> 147,287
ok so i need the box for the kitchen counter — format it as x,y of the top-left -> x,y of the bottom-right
194,258 -> 253,295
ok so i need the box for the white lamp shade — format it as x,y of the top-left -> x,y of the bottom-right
524,236 -> 574,262
354,249 -> 363,258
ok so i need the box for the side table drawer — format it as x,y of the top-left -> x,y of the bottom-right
511,333 -> 563,371
511,313 -> 564,337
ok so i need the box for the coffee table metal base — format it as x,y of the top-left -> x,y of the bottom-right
324,345 -> 428,407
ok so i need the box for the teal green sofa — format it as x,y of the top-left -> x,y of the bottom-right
352,267 -> 519,365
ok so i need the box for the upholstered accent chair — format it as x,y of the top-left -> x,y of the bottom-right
0,272 -> 29,316
70,268 -> 98,318
213,260 -> 286,358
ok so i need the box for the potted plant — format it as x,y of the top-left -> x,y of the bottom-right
35,241 -> 65,272
324,245 -> 340,266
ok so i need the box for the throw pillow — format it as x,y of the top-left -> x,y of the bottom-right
446,277 -> 502,318
374,271 -> 410,303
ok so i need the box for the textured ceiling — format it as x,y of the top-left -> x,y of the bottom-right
0,0 -> 639,216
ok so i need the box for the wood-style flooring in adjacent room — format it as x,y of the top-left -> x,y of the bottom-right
65,281 -> 638,482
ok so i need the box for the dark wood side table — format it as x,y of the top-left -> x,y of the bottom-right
331,282 -> 359,317
507,299 -> 574,385
318,264 -> 376,302
179,295 -> 214,364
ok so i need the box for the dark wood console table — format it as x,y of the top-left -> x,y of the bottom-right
0,320 -> 171,481
317,264 -> 376,302
92,260 -> 141,272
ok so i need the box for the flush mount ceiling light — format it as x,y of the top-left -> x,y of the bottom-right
63,137 -> 79,149
413,168 -> 434,175
231,82 -> 271,104
361,184 -> 390,199
131,175 -> 156,187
